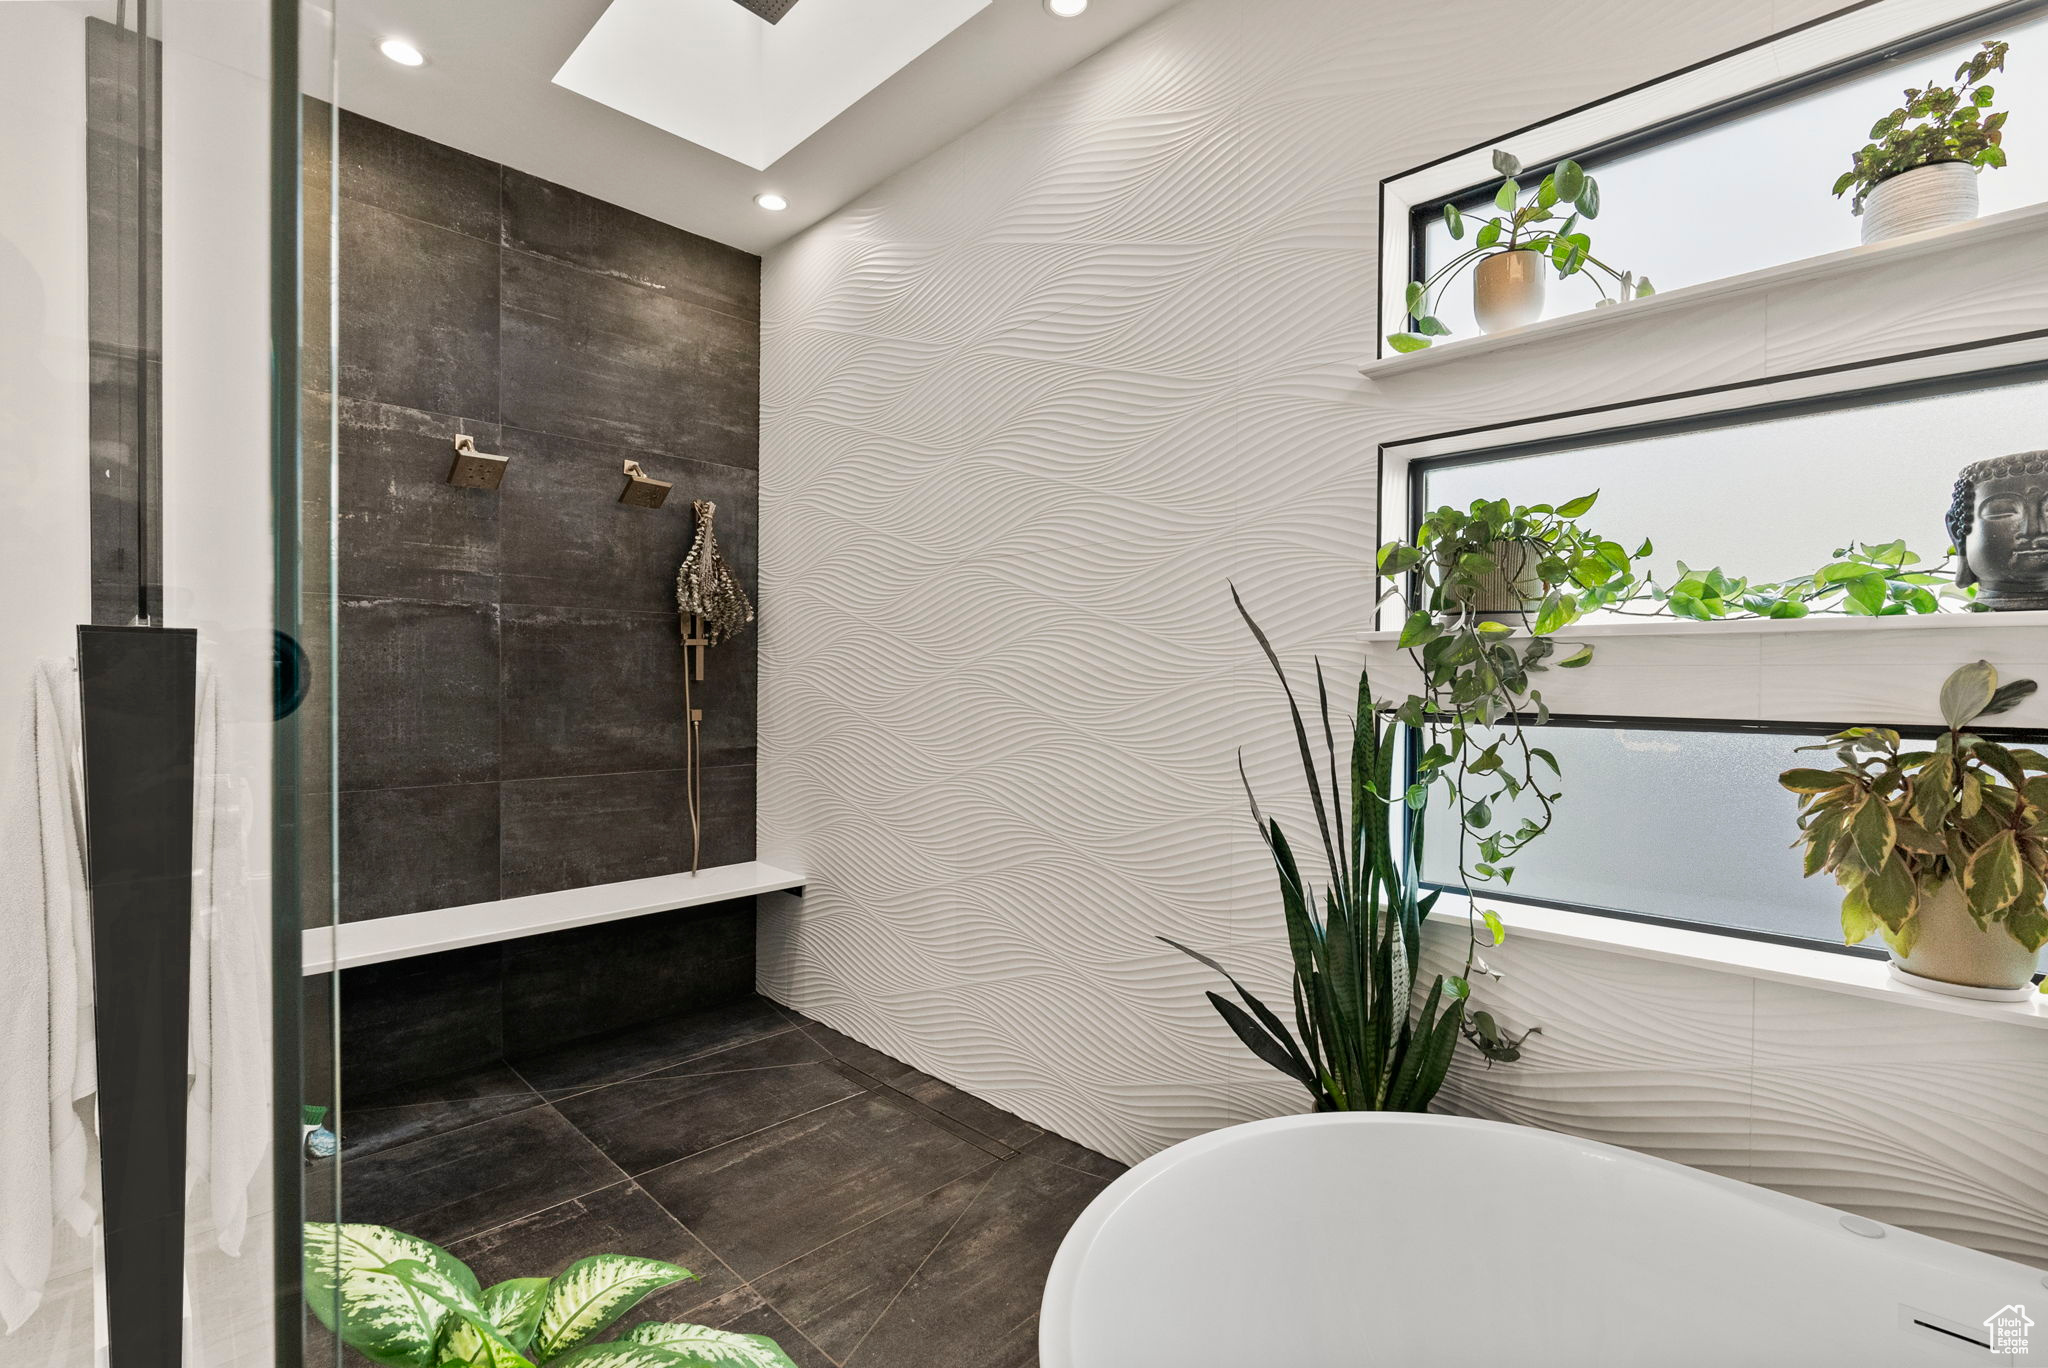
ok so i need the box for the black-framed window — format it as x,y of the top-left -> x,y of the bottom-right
1415,363 -> 2048,599
1397,360 -> 2048,955
1384,0 -> 2048,348
1412,717 -> 2045,955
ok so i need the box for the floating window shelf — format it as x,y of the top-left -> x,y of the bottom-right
1427,902 -> 2048,1030
1375,0 -> 2048,365
303,861 -> 807,974
1361,609 -> 2048,730
1361,202 -> 2048,380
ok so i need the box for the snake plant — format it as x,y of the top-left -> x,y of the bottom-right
1162,589 -> 1469,1112
304,1224 -> 796,1368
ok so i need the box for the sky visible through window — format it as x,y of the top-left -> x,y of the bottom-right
1416,8 -> 2048,339
1412,370 -> 2048,947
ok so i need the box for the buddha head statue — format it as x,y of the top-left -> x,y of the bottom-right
1948,451 -> 2048,611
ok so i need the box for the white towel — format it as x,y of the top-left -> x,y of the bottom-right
0,661 -> 94,1333
1,658 -> 272,1332
185,665 -> 269,1256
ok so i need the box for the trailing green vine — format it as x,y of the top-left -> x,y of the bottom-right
1373,492 -> 1971,996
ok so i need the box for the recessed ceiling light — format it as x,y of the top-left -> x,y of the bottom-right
379,38 -> 426,67
1045,0 -> 1088,15
755,193 -> 790,211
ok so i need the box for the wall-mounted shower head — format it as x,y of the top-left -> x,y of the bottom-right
447,434 -> 508,490
620,460 -> 673,509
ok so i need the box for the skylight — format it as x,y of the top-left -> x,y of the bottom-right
554,0 -> 992,171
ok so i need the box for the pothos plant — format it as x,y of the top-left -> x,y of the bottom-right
1389,149 -> 1653,353
1833,38 -> 2011,214
305,1223 -> 796,1368
1781,660 -> 2048,968
1617,538 -> 1972,621
1372,494 -> 1971,1022
1373,493 -> 1633,978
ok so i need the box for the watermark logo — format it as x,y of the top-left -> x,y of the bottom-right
1986,1305 -> 2034,1356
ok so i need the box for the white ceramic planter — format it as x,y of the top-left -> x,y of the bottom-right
1860,161 -> 1980,245
1889,878 -> 2039,1000
1472,250 -> 1546,333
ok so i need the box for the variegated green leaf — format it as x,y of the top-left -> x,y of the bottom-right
443,1280 -> 551,1363
385,1261 -> 535,1368
542,1345 -> 693,1368
535,1256 -> 695,1362
305,1223 -> 480,1368
624,1322 -> 801,1368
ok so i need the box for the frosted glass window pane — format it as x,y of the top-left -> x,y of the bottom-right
1418,726 -> 1860,945
1420,371 -> 2048,588
1415,10 -> 2048,339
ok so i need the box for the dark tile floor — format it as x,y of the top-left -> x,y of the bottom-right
332,995 -> 1127,1367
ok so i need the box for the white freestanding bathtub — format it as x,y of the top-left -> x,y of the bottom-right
1041,1114 -> 2044,1367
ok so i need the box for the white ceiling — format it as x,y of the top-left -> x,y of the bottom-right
316,0 -> 1191,256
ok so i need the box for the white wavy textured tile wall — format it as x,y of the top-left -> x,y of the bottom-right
758,0 -> 2047,1266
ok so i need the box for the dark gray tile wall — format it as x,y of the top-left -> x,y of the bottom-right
332,108 -> 760,928
339,901 -> 759,1101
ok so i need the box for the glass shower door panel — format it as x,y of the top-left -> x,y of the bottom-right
0,2 -> 329,1365
0,12 -> 103,1360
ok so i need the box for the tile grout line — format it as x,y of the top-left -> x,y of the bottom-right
545,1056 -> 855,1114
519,1021 -> 802,1105
731,1278 -> 846,1368
319,394 -> 758,486
498,240 -> 762,329
346,1092 -> 553,1161
732,1156 -> 1003,1290
544,1097 -> 636,1189
340,757 -> 757,799
437,1171 -> 644,1252
793,1021 -> 1042,1158
625,1091 -> 878,1188
790,1020 -> 1130,1172
839,1165 -> 1003,1367
1017,1147 -> 1125,1183
349,1032 -> 818,1178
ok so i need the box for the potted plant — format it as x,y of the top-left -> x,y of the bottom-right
1374,500 -> 1966,957
1387,492 -> 1637,626
1782,660 -> 2048,999
305,1222 -> 799,1367
1833,38 -> 2010,244
1162,591 -> 1476,1109
1374,494 -> 1632,937
1389,150 -> 1653,352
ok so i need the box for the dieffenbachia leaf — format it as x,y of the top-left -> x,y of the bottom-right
623,1320 -> 802,1367
305,1223 -> 482,1368
535,1256 -> 695,1362
539,1345 -> 694,1368
381,1261 -> 534,1368
443,1280 -> 551,1363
